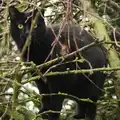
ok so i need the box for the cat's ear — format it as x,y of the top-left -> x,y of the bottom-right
9,6 -> 20,20
32,8 -> 45,18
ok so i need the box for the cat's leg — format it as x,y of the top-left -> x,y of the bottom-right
39,95 -> 51,119
73,101 -> 86,119
36,80 -> 51,119
48,95 -> 64,120
73,101 -> 96,120
85,102 -> 96,120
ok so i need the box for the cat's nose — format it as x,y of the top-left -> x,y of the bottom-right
20,34 -> 26,40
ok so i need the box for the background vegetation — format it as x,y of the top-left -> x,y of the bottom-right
0,0 -> 120,119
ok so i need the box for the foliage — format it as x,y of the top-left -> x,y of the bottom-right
0,0 -> 120,120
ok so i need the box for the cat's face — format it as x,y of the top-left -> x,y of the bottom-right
9,6 -> 46,50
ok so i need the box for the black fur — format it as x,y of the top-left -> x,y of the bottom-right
9,6 -> 107,120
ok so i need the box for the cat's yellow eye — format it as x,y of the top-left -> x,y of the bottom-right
18,24 -> 24,29
34,24 -> 37,28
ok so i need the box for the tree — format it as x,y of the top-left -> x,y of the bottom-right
0,0 -> 120,120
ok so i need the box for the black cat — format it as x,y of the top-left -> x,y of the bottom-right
9,6 -> 107,120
